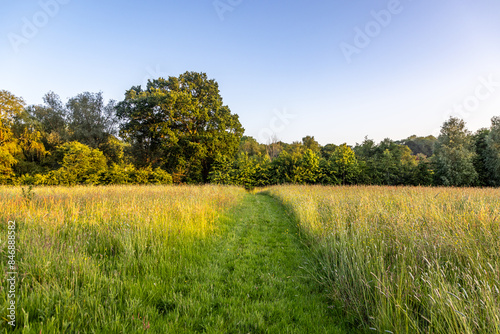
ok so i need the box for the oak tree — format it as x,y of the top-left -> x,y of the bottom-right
116,72 -> 244,182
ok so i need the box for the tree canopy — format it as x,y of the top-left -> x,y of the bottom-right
116,71 -> 244,183
2,74 -> 500,188
0,90 -> 25,180
434,117 -> 478,186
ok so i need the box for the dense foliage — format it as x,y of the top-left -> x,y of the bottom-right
116,72 -> 244,183
208,121 -> 498,188
1,74 -> 500,187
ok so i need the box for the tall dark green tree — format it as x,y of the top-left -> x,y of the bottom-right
116,72 -> 244,182
354,137 -> 418,185
414,154 -> 434,186
354,137 -> 378,184
66,92 -> 118,150
26,92 -> 68,151
485,116 -> 500,186
433,117 -> 477,186
473,128 -> 491,186
302,135 -> 321,154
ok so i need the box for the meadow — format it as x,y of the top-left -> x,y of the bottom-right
0,185 -> 343,333
1,184 -> 499,333
266,185 -> 500,333
0,185 -> 246,332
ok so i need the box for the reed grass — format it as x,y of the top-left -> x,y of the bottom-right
266,185 -> 500,333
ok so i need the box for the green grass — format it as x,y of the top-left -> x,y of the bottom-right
7,184 -> 497,333
175,192 -> 349,333
1,186 -> 350,333
0,185 -> 245,333
265,185 -> 500,334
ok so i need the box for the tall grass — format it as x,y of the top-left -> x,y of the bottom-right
0,185 -> 244,332
266,185 -> 500,333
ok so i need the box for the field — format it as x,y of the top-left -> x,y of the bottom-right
266,185 -> 500,333
0,186 -> 246,332
0,185 -> 343,333
1,185 -> 499,333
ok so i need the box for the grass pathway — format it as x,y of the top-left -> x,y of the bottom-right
164,193 -> 347,333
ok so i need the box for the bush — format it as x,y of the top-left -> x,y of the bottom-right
13,163 -> 174,186
102,163 -> 134,184
150,167 -> 173,184
55,141 -> 107,185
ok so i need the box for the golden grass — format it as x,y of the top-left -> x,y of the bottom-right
0,185 -> 245,331
1,185 -> 243,237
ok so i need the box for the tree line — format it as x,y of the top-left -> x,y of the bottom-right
1,71 -> 499,187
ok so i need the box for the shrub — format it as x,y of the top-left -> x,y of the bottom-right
55,141 -> 107,185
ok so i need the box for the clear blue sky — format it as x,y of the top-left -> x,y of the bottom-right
2,0 -> 500,145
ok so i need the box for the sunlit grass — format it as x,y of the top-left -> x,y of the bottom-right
266,185 -> 500,334
0,185 -> 244,332
3,184 -> 498,333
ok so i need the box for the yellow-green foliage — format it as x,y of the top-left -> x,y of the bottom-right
0,185 -> 244,331
267,185 -> 500,334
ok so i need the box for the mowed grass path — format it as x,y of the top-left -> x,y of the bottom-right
166,193 -> 347,333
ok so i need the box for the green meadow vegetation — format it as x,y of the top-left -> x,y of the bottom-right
1,185 -> 246,332
2,184 -> 499,333
1,185 -> 348,333
267,185 -> 500,333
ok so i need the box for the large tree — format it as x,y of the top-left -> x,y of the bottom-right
239,136 -> 267,159
354,137 -> 418,185
485,116 -> 500,186
397,135 -> 437,157
116,71 -> 244,183
302,135 -> 321,154
66,92 -> 118,149
433,117 -> 477,186
53,141 -> 107,185
26,91 -> 120,166
26,92 -> 69,151
0,90 -> 24,179
330,143 -> 359,185
473,128 -> 491,186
